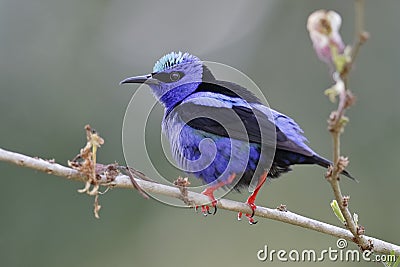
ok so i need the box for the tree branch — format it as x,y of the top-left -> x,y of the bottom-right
1,147 -> 399,256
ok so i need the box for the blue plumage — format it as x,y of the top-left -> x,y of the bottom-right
120,52 -> 353,222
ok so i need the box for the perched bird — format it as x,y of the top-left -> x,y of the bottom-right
120,52 -> 353,224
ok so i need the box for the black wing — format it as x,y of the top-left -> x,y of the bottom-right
173,102 -> 276,147
168,80 -> 316,157
168,80 -> 275,147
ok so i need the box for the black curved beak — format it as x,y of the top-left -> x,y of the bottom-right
119,74 -> 159,85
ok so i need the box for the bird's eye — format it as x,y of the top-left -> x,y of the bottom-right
152,71 -> 184,83
170,72 -> 181,81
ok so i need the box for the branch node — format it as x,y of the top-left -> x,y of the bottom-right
344,90 -> 356,109
328,111 -> 341,133
337,156 -> 350,173
277,204 -> 288,212
357,225 -> 365,236
325,165 -> 334,180
359,31 -> 370,44
174,177 -> 194,207
342,195 -> 350,207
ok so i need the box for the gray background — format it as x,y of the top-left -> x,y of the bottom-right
1,0 -> 399,266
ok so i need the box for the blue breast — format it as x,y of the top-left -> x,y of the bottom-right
163,112 -> 262,186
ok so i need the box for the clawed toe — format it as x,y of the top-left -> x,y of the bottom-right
195,200 -> 217,216
237,171 -> 267,225
237,202 -> 257,224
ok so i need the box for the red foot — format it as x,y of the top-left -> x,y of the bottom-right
195,173 -> 236,216
195,187 -> 218,216
237,203 -> 257,224
238,171 -> 268,225
195,204 -> 214,216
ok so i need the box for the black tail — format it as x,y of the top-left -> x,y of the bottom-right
312,155 -> 357,181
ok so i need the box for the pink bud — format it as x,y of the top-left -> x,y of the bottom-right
307,10 -> 345,67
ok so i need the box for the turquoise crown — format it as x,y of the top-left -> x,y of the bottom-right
153,51 -> 199,73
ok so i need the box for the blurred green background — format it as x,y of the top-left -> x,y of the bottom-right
1,0 -> 399,266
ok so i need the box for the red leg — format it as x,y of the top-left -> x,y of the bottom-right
196,173 -> 236,216
238,171 -> 268,224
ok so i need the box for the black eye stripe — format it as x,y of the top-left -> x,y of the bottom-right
153,71 -> 185,83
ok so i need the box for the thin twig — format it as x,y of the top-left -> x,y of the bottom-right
327,0 -> 371,251
340,0 -> 369,84
0,147 -> 399,255
351,0 -> 367,64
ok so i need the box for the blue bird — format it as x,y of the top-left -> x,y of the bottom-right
120,52 -> 353,224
